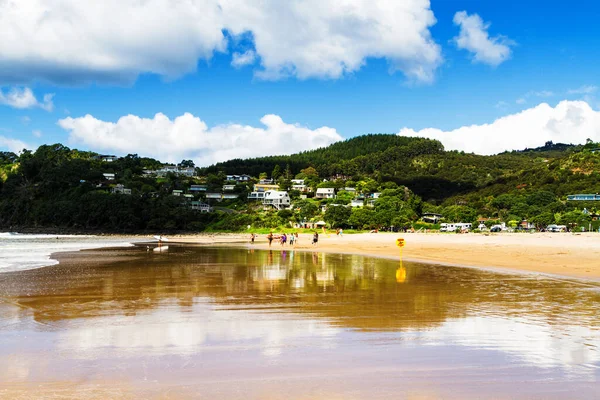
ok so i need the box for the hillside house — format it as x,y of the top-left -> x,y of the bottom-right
422,213 -> 443,223
111,184 -> 131,195
191,201 -> 213,213
190,185 -> 207,192
263,190 -> 291,210
179,167 -> 196,177
223,184 -> 236,191
350,199 -> 364,208
291,179 -> 310,192
248,192 -> 266,200
102,173 -> 115,181
567,194 -> 600,201
315,188 -> 336,199
254,183 -> 280,192
97,155 -> 118,162
172,190 -> 183,196
226,174 -> 252,182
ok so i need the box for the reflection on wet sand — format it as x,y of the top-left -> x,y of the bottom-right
0,245 -> 599,399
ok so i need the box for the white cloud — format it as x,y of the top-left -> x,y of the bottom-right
32,130 -> 42,138
0,87 -> 54,111
0,136 -> 28,153
58,113 -> 343,166
0,0 -> 442,84
453,11 -> 513,66
231,50 -> 257,68
568,85 -> 597,95
397,100 -> 600,155
516,98 -> 526,105
222,0 -> 442,82
495,101 -> 508,109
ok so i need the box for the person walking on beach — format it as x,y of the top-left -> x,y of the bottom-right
267,232 -> 274,247
339,228 -> 343,237
312,232 -> 319,246
289,233 -> 295,246
250,233 -> 256,244
281,233 -> 287,246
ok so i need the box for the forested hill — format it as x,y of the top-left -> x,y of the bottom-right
202,134 -> 443,178
0,135 -> 599,233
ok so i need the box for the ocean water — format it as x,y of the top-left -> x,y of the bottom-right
0,232 -> 136,273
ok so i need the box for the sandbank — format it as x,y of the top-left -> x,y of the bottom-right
167,232 -> 600,281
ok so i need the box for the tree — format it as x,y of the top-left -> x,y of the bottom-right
294,199 -> 319,221
179,159 -> 195,168
324,205 -> 351,228
348,207 -> 376,229
272,165 -> 281,180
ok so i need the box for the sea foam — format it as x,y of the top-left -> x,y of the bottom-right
0,233 -> 135,273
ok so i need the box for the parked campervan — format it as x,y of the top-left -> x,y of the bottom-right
440,223 -> 472,232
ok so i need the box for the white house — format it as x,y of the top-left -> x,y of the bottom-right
291,179 -> 310,192
172,190 -> 183,196
98,155 -> 118,162
263,190 -> 291,210
248,191 -> 266,200
350,199 -> 364,208
103,173 -> 115,181
191,201 -> 213,213
226,174 -> 252,182
315,188 -> 336,199
111,184 -> 131,195
178,167 -> 196,177
222,184 -> 236,191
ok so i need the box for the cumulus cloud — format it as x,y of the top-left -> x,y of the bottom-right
0,87 -> 54,111
231,50 -> 257,68
397,100 -> 600,155
0,0 -> 442,84
453,11 -> 513,66
58,113 -> 343,166
0,136 -> 28,153
222,0 -> 442,82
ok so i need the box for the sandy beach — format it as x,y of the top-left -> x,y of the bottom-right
168,232 -> 600,281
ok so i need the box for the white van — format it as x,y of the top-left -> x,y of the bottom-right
440,223 -> 456,232
441,223 -> 471,232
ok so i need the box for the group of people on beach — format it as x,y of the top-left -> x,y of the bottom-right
264,232 -> 299,247
253,231 -> 320,247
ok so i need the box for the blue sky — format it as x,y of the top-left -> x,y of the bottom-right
0,0 -> 599,165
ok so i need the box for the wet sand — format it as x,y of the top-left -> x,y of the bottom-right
1,245 -> 599,399
170,232 -> 600,281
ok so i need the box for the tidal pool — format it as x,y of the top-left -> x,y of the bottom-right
0,245 -> 599,399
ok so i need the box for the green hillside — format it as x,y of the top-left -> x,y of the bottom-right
0,136 -> 599,233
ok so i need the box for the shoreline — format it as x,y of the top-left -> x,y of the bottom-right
157,232 -> 600,282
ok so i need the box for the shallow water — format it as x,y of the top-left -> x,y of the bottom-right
0,233 -> 135,273
0,245 -> 599,399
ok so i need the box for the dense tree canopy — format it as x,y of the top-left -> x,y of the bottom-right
0,136 -> 599,232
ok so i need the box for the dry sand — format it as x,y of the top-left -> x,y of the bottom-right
167,232 -> 600,281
